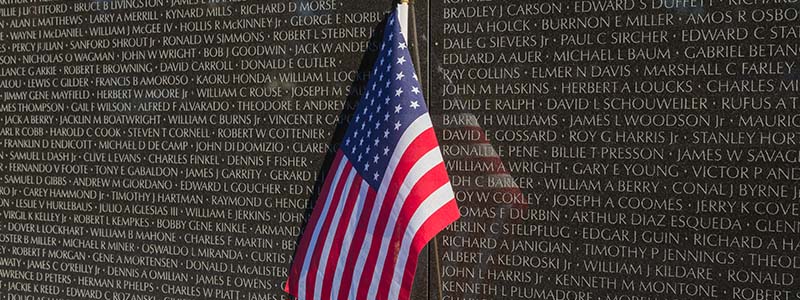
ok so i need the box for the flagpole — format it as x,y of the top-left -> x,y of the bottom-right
397,1 -> 444,300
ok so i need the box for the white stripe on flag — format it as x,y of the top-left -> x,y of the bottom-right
314,168 -> 357,300
298,157 -> 349,297
348,113 -> 432,297
367,147 -> 443,300
388,182 -> 455,300
330,180 -> 369,300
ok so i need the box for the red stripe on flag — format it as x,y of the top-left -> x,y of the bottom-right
336,186 -> 377,300
320,175 -> 363,300
356,128 -> 439,300
375,162 -> 450,300
304,161 -> 354,300
285,151 -> 344,295
398,200 -> 460,300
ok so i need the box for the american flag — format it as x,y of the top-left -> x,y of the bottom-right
285,10 -> 460,300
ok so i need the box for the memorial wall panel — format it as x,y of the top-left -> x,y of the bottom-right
0,1 -> 431,299
430,0 -> 800,299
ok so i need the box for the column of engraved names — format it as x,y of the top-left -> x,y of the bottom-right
0,1 -> 384,300
432,0 -> 800,299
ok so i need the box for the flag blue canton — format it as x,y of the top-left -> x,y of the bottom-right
342,11 -> 427,188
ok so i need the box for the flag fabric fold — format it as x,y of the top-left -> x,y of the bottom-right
285,9 -> 460,300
